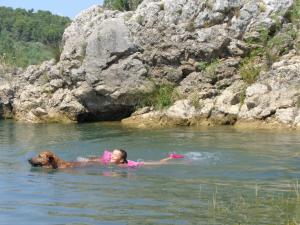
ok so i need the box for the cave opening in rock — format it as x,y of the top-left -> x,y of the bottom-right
77,106 -> 134,123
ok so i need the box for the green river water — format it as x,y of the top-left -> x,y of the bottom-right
0,120 -> 300,225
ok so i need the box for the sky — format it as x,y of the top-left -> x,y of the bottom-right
0,0 -> 104,18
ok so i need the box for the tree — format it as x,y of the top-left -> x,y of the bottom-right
0,6 -> 71,67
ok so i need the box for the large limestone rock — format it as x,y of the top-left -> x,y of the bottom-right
1,0 -> 298,128
238,53 -> 300,126
124,51 -> 300,129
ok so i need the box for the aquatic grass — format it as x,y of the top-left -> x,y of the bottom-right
293,180 -> 300,201
194,179 -> 300,224
255,183 -> 259,198
212,185 -> 218,210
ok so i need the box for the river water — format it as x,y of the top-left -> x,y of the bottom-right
0,120 -> 300,225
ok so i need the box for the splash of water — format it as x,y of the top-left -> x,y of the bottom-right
76,156 -> 90,162
184,152 -> 220,164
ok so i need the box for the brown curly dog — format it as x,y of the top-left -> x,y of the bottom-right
28,151 -> 100,169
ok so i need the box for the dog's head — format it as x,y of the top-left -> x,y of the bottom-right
28,151 -> 60,169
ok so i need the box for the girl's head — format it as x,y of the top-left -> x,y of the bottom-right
110,149 -> 128,164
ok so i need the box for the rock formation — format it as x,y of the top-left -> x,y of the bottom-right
0,0 -> 299,129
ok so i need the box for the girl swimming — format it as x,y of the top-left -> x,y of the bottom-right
86,149 -> 182,167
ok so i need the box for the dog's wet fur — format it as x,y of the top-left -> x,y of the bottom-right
28,151 -> 100,169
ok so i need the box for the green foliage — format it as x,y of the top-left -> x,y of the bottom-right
205,59 -> 219,77
196,59 -> 220,83
0,7 -> 70,68
265,33 -> 287,66
287,0 -> 300,28
245,20 -> 297,67
258,27 -> 270,46
244,26 -> 271,47
137,84 -> 179,110
264,48 -> 279,67
239,1 -> 300,83
239,54 -> 261,84
271,14 -> 282,32
103,0 -> 143,11
267,33 -> 288,53
196,61 -> 209,72
0,32 -> 54,67
289,0 -> 300,53
0,7 -> 70,45
246,1 -> 300,63
196,59 -> 220,75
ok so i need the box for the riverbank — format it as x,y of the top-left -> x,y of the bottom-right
121,112 -> 300,131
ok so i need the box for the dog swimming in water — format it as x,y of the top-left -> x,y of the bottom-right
28,150 -> 184,169
28,151 -> 100,169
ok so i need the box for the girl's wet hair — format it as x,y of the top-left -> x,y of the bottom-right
117,149 -> 128,164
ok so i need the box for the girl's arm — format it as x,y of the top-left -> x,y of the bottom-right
142,157 -> 172,166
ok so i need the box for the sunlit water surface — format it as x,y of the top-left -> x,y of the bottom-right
0,120 -> 300,225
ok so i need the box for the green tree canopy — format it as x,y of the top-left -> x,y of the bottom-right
0,6 -> 71,68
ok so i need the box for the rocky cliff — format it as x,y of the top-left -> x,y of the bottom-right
0,0 -> 299,129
